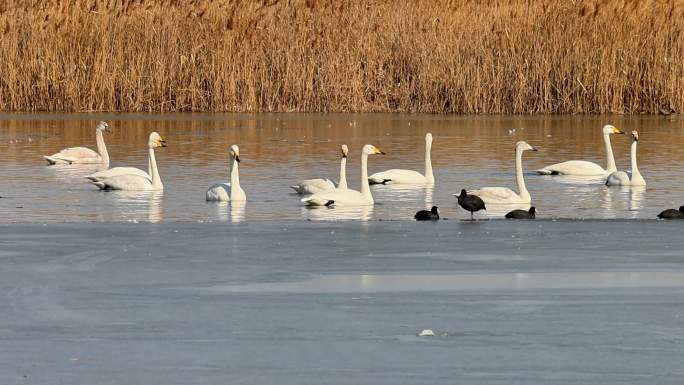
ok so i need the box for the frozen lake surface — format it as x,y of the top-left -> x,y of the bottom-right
1,113 -> 683,222
1,220 -> 684,384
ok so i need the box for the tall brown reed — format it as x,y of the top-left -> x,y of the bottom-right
0,0 -> 681,113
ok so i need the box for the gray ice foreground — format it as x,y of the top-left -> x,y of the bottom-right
1,220 -> 684,385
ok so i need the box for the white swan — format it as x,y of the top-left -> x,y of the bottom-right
369,133 -> 434,184
463,141 -> 538,204
606,131 -> 645,186
302,144 -> 384,206
536,125 -> 624,175
206,145 -> 246,201
86,136 -> 153,180
290,145 -> 349,194
88,132 -> 166,191
44,121 -> 110,165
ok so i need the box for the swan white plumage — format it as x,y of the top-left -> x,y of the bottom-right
369,133 -> 434,184
536,125 -> 624,175
44,121 -> 111,165
302,144 -> 384,206
206,145 -> 246,201
88,132 -> 166,191
86,138 -> 151,181
463,141 -> 538,204
290,145 -> 349,194
606,131 -> 645,186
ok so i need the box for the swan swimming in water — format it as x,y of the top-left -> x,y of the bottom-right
302,144 -> 384,206
206,145 -> 246,202
44,121 -> 111,165
290,145 -> 348,194
86,133 -> 154,180
369,133 -> 434,185
87,132 -> 166,191
606,130 -> 646,186
465,141 -> 538,204
536,125 -> 624,176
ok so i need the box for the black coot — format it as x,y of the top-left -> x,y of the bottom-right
505,206 -> 536,219
457,189 -> 486,219
415,206 -> 439,221
657,206 -> 684,219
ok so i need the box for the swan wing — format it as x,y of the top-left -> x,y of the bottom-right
86,167 -> 150,181
90,174 -> 154,191
606,171 -> 630,186
290,178 -> 336,194
369,169 -> 427,184
45,147 -> 101,164
206,182 -> 231,201
536,160 -> 606,176
302,188 -> 370,206
468,187 -> 525,204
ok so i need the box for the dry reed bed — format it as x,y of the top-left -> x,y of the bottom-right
0,0 -> 682,113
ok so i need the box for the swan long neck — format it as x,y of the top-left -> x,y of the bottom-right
338,157 -> 348,189
230,156 -> 241,196
360,152 -> 373,204
148,147 -> 162,188
425,139 -> 434,183
515,147 -> 530,202
603,133 -> 617,173
630,139 -> 644,183
96,129 -> 109,165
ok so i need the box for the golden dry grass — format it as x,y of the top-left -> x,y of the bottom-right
0,0 -> 682,113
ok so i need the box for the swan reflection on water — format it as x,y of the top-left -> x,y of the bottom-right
47,163 -> 107,182
302,204 -> 374,221
208,201 -> 246,222
109,190 -> 164,223
601,185 -> 645,218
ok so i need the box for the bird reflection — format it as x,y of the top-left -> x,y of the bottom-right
230,201 -> 246,222
629,186 -> 645,217
110,190 -> 164,222
47,163 -> 106,182
302,205 -> 373,221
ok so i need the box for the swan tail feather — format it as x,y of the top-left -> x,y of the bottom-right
535,168 -> 553,175
44,156 -> 70,165
368,178 -> 391,185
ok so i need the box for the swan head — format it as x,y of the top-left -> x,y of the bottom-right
362,144 -> 385,155
229,145 -> 241,162
96,121 -> 111,133
340,144 -> 349,158
458,189 -> 467,198
430,206 -> 439,214
631,130 -> 639,142
516,141 -> 538,152
148,132 -> 167,148
602,125 -> 624,135
425,133 -> 433,144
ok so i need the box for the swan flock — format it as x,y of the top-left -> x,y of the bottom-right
43,122 -> 658,218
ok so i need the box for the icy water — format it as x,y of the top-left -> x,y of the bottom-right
1,113 -> 683,222
1,221 -> 684,385
2,114 -> 684,384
